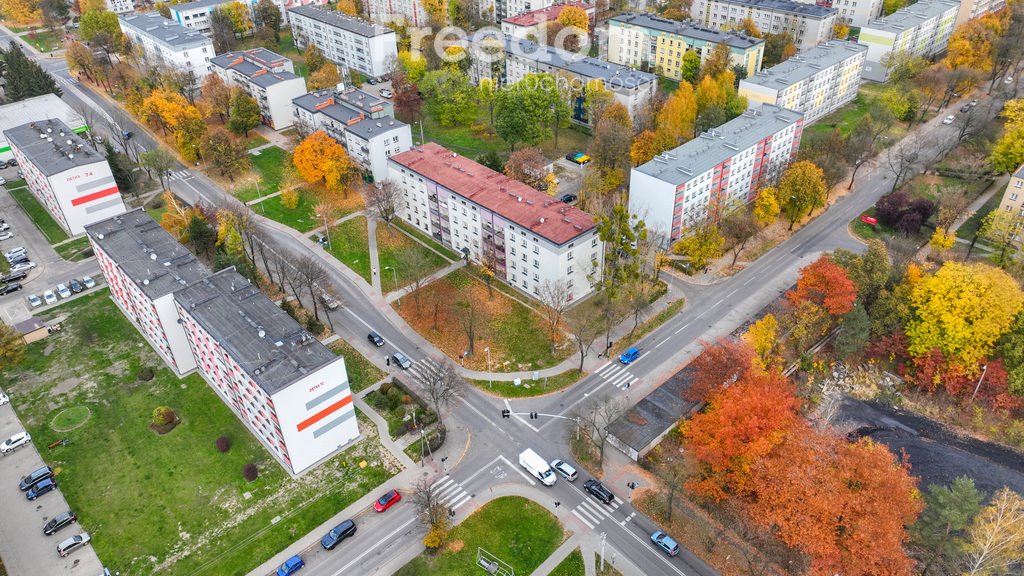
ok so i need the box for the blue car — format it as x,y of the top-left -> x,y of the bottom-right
651,530 -> 680,556
619,347 -> 641,365
276,555 -> 305,576
27,477 -> 58,500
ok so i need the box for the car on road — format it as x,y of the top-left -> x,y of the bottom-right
276,554 -> 305,576
0,177 -> 6,186
27,293 -> 42,308
122,130 -> 134,140
560,193 -> 577,204
57,283 -> 72,299
619,347 -> 641,365
10,261 -> 37,273
5,159 -> 16,167
960,104 -> 972,113
93,135 -> 104,144
0,231 -> 12,241
43,290 -> 57,305
373,489 -> 402,512
19,466 -> 53,491
367,332 -> 384,347
0,222 -> 8,231
0,431 -> 30,455
0,391 -> 8,405
565,152 -> 591,165
550,459 -> 578,481
583,479 -> 615,504
0,282 -> 23,295
56,532 -> 89,556
5,246 -> 27,260
367,77 -> 378,85
82,275 -> 96,289
3,270 -> 28,283
969,99 -> 979,107
1006,76 -> 1014,84
392,352 -> 412,369
321,519 -> 356,550
320,291 -> 341,310
27,477 -> 58,500
651,530 -> 680,556
69,278 -> 84,293
942,115 -> 956,125
379,88 -> 393,98
43,511 -> 77,536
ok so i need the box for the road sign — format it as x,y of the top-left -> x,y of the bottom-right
860,215 -> 877,226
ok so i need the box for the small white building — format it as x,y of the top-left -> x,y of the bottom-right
739,41 -> 866,124
501,2 -> 595,39
105,0 -> 135,14
629,104 -> 804,242
497,0 -> 587,19
211,48 -> 308,129
288,6 -> 398,79
389,143 -> 605,302
0,95 -> 87,164
119,12 -> 214,79
858,0 -> 960,82
692,0 -> 838,51
4,119 -> 127,236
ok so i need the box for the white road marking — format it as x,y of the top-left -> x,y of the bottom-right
331,517 -> 417,576
500,453 -> 536,485
572,509 -> 595,529
504,398 -> 539,433
655,337 -> 670,348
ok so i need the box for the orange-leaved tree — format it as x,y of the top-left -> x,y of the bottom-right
787,255 -> 857,317
293,131 -> 355,195
683,338 -> 757,403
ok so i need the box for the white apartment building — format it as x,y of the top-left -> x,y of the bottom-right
119,12 -> 214,79
629,103 -> 804,242
390,143 -> 605,302
469,33 -> 657,128
956,0 -> 1005,26
292,87 -> 411,181
366,0 -> 429,26
792,0 -> 882,27
170,0 -> 326,31
997,164 -> 1024,226
4,119 -> 127,236
739,40 -> 865,124
288,6 -> 398,79
692,0 -> 837,50
211,48 -> 308,129
496,0 -> 586,20
501,2 -> 595,39
0,95 -> 87,164
858,0 -> 960,82
605,13 -> 765,80
105,0 -> 134,14
86,209 -> 208,377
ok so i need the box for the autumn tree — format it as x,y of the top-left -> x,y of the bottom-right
831,239 -> 891,307
293,131 -> 355,192
797,127 -> 847,195
752,186 -> 780,226
743,314 -> 779,371
504,147 -> 548,190
672,220 -> 723,270
139,148 -> 176,190
0,0 -> 41,24
590,102 -> 632,172
630,130 -> 660,166
79,10 -> 123,46
222,1 -> 253,36
963,487 -> 1024,575
721,208 -> 758,266
227,89 -> 261,136
304,44 -> 327,74
991,98 -> 1024,172
655,81 -> 697,147
788,255 -> 857,317
201,128 -> 248,180
777,160 -> 827,229
391,70 -> 423,123
684,338 -> 757,403
0,322 -> 26,368
200,73 -> 232,123
762,32 -> 796,67
700,42 -> 733,80
308,63 -> 341,91
414,356 -> 465,431
913,476 -> 985,576
254,0 -> 282,41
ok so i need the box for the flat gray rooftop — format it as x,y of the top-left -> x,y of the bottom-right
1014,164 -> 1024,179
170,0 -> 232,11
4,118 -> 104,177
0,95 -> 85,143
120,12 -> 212,48
287,5 -> 394,37
709,0 -> 836,17
606,365 -> 701,456
742,41 -> 866,89
174,268 -> 338,395
346,116 -> 407,140
862,0 -> 961,33
85,209 -> 209,300
609,13 -> 764,50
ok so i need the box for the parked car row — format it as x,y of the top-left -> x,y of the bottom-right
26,276 -> 96,308
3,245 -> 34,295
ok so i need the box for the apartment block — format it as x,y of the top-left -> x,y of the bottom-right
495,0 -> 585,20
0,95 -> 87,164
86,210 -> 207,376
4,119 -> 126,236
858,0 -> 960,82
288,6 -> 398,79
629,103 -> 804,242
389,143 -> 605,301
692,0 -> 837,50
105,0 -> 134,14
606,13 -> 765,80
119,12 -> 214,79
998,164 -> 1024,230
366,0 -> 429,26
501,2 -> 595,40
469,33 -> 657,128
738,40 -> 865,124
956,0 -> 1006,26
170,0 -> 325,31
292,87 -> 412,181
211,48 -> 308,129
796,0 -> 883,27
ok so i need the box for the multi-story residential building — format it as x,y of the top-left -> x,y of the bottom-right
211,48 -> 308,129
3,119 -> 127,236
292,87 -> 412,181
605,13 -> 765,80
174,267 -> 359,475
692,0 -> 837,50
288,6 -> 398,79
956,0 -> 1005,26
86,209 -> 208,376
501,2 -> 595,40
469,33 -> 657,128
998,164 -> 1024,234
629,103 -> 804,242
389,142 -> 605,301
794,0 -> 882,27
170,0 -> 326,30
858,0 -> 960,81
105,0 -> 134,14
119,12 -> 214,79
738,40 -> 865,124
0,95 -> 87,164
495,0 -> 585,20
366,0 -> 430,26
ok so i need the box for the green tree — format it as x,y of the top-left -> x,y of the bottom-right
103,141 -> 134,196
254,0 -> 282,41
990,125 -> 1024,173
1,43 -> 60,101
494,73 -> 566,149
778,160 -> 827,230
997,313 -> 1024,396
0,322 -> 26,368
227,90 -> 261,136
139,148 -> 177,190
595,205 -> 647,298
79,10 -> 122,45
831,239 -> 892,307
679,50 -> 701,83
201,128 -> 249,180
155,1 -> 171,18
834,302 -> 871,359
304,43 -> 327,74
419,68 -> 477,128
912,476 -> 985,576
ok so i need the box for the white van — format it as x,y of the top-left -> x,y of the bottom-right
519,448 -> 557,486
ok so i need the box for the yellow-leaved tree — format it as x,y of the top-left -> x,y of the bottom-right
556,6 -> 589,32
656,81 -> 697,147
752,186 -> 781,227
743,313 -> 779,371
293,131 -> 355,195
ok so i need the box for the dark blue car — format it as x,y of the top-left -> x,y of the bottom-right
321,519 -> 356,550
276,555 -> 305,576
27,477 -> 58,500
619,347 -> 641,365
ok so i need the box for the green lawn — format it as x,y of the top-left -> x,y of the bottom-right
23,29 -> 60,52
254,189 -> 319,232
419,105 -> 591,160
146,194 -> 169,223
394,496 -> 563,576
377,225 -> 450,291
468,369 -> 583,398
240,133 -> 269,150
321,216 -> 371,282
958,190 -> 1002,240
235,146 -> 289,202
328,339 -> 386,393
805,84 -> 905,143
0,292 -> 396,576
7,184 -> 69,243
393,219 -> 460,260
54,236 -> 93,261
550,548 -> 586,576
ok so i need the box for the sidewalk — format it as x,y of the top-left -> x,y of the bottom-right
252,124 -> 293,151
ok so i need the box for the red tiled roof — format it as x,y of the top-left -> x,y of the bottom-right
391,143 -> 597,246
503,2 -> 592,27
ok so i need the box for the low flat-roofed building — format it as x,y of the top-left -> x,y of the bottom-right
0,95 -> 87,163
211,48 -> 308,129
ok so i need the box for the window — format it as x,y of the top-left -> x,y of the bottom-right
1012,194 -> 1020,201
567,265 -> 574,274
1016,180 -> 1023,188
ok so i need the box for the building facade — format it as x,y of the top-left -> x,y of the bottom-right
795,0 -> 882,27
288,6 -> 398,79
4,119 -> 126,236
119,12 -> 214,79
858,0 -> 960,82
956,0 -> 1006,26
998,164 -> 1024,236
501,2 -> 596,40
86,210 -> 207,376
389,143 -> 604,301
738,40 -> 865,124
629,104 -> 804,242
170,0 -> 326,31
211,48 -> 308,129
605,13 -> 764,80
692,0 -> 837,50
366,0 -> 430,26
292,87 -> 412,181
0,95 -> 87,164
105,0 -> 135,14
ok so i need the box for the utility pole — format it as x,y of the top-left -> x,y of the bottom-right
600,532 -> 606,571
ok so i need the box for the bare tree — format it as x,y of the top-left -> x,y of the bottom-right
952,106 -> 988,148
626,284 -> 651,339
963,487 -> 1024,575
364,179 -> 402,224
600,292 -> 630,352
411,477 -> 448,530
396,247 -> 433,313
934,184 -> 970,233
413,356 -> 464,431
885,139 -> 921,193
455,299 -> 478,356
104,108 -> 141,163
565,304 -> 601,371
290,116 -> 316,145
294,255 -> 329,321
721,209 -> 759,267
538,280 -> 571,354
574,395 -> 627,468
252,228 -> 277,286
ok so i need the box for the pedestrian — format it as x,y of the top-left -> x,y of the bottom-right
554,501 -> 560,508
386,356 -> 390,366
449,508 -> 455,518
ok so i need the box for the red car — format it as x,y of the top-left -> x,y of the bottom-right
373,489 -> 402,512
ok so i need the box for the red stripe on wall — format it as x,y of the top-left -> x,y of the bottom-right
71,186 -> 119,206
296,394 -> 353,432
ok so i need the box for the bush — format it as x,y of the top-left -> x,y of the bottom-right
137,366 -> 155,381
305,316 -> 324,336
280,299 -> 298,321
380,381 -> 394,394
423,522 -> 449,550
215,436 -> 231,453
152,405 -> 175,426
243,463 -> 259,481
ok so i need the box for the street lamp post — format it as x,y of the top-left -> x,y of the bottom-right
384,265 -> 399,303
970,364 -> 989,404
319,213 -> 332,248
485,347 -> 491,388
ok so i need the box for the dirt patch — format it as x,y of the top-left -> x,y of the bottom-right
447,539 -> 465,553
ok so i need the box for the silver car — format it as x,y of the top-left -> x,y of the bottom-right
391,352 -> 412,369
550,459 -> 578,482
57,283 -> 71,299
27,293 -> 41,308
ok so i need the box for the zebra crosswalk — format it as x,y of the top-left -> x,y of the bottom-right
571,495 -> 623,529
431,475 -> 472,511
595,361 -> 639,391
167,169 -> 192,181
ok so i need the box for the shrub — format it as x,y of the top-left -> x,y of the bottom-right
423,520 -> 449,550
280,299 -> 298,321
243,463 -> 259,481
380,381 -> 394,394
281,188 -> 300,209
152,406 -> 175,426
305,316 -> 324,336
137,366 -> 155,381
215,436 -> 231,453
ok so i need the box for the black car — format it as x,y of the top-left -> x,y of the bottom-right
321,519 -> 356,550
5,159 -> 16,168
2,270 -> 27,283
584,479 -> 615,504
69,278 -> 84,293
0,282 -> 23,295
43,510 -> 77,535
19,466 -> 54,491
367,332 -> 384,347
122,130 -> 134,140
560,193 -> 577,204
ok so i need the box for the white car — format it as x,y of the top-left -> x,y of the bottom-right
1006,76 -> 1014,85
0,222 -> 8,231
82,275 -> 96,289
43,290 -> 57,305
0,391 -> 8,405
379,88 -> 393,98
0,176 -> 6,186
9,261 -> 36,273
1,431 -> 31,454
4,246 -> 26,259
57,284 -> 71,299
27,293 -> 41,308
0,231 -> 12,241
942,115 -> 956,125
